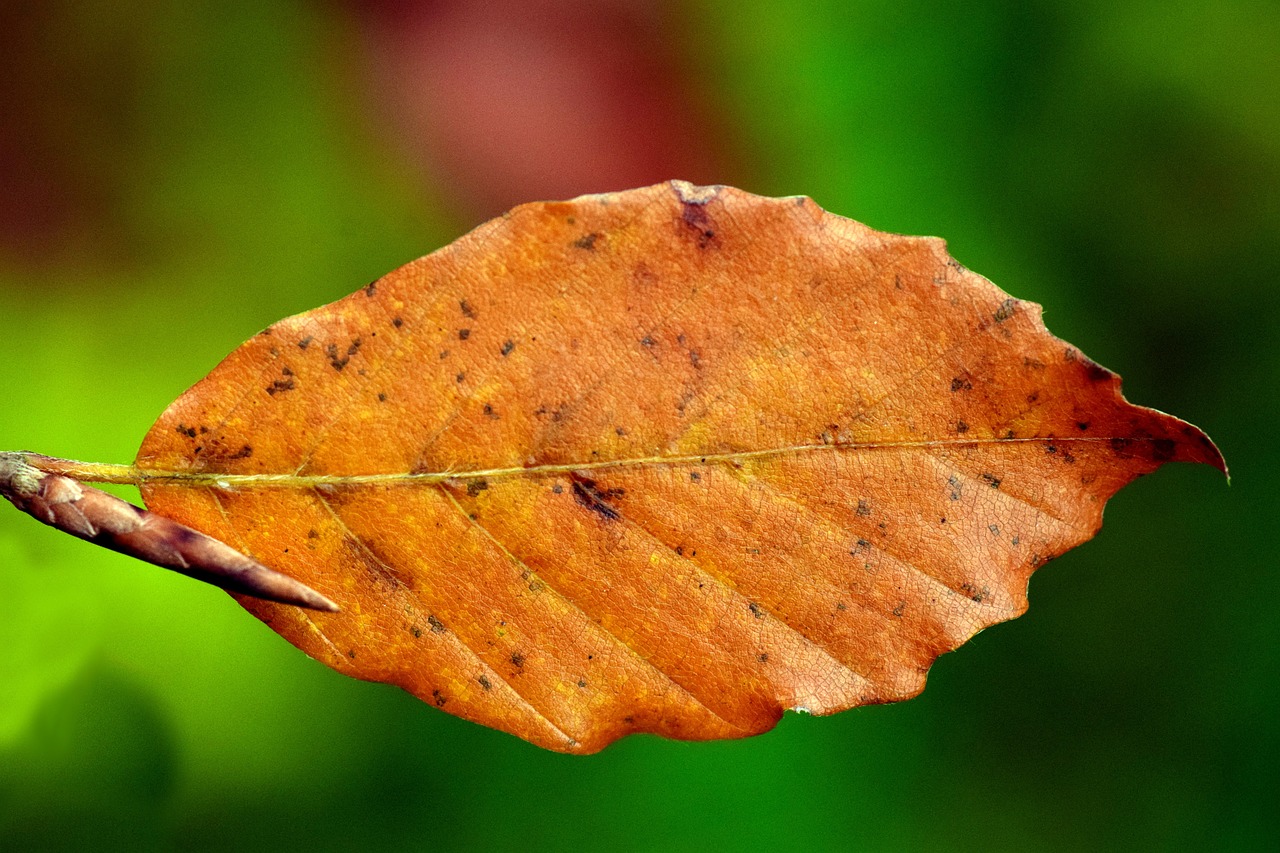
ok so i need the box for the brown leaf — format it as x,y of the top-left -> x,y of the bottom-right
134,182 -> 1225,753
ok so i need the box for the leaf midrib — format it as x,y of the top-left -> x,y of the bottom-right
29,436 -> 1138,488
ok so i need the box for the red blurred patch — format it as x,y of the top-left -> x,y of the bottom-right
0,1 -> 143,267
350,0 -> 737,220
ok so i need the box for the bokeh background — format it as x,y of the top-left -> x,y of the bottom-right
1,1 -> 1275,849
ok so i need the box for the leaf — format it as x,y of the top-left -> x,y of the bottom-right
132,181 -> 1224,753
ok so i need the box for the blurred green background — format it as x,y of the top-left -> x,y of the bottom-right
1,1 -> 1274,849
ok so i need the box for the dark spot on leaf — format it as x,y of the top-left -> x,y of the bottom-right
981,473 -> 1002,488
1152,438 -> 1177,461
298,336 -> 312,349
950,377 -> 972,392
1082,358 -> 1113,382
483,403 -> 499,419
501,339 -> 515,356
266,376 -> 295,395
689,350 -> 701,369
892,601 -> 905,617
956,420 -> 969,433
326,343 -> 349,371
993,298 -> 1018,323
478,675 -> 492,691
377,392 -> 387,402
989,524 -> 1000,535
456,372 -> 465,383
948,475 -> 961,501
757,653 -> 769,663
428,614 -> 446,633
577,679 -> 587,688
364,280 -> 378,296
570,475 -> 624,522
1077,421 -> 1091,431
411,626 -> 422,638
347,650 -> 356,659
552,484 -> 563,494
392,317 -> 403,328
432,689 -> 446,707
228,445 -> 253,459
748,602 -> 765,619
690,471 -> 701,482
960,583 -> 990,603
856,499 -> 871,517
176,424 -> 197,438
467,479 -> 489,497
459,329 -> 471,340
460,299 -> 476,318
680,200 -> 718,249
615,426 -> 627,436
640,336 -> 655,348
307,529 -> 319,539
511,652 -> 525,668
574,232 -> 600,250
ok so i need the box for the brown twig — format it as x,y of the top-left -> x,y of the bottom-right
0,451 -> 338,611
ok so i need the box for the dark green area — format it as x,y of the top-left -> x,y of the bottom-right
1,1 -> 1274,849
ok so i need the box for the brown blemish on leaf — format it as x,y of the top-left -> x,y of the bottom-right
569,475 -> 624,522
266,367 -> 296,396
993,298 -> 1018,323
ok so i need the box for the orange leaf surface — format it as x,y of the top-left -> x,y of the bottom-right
135,182 -> 1224,753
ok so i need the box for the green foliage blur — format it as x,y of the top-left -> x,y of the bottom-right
1,1 -> 1274,849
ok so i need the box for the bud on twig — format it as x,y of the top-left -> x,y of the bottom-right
0,451 -> 338,611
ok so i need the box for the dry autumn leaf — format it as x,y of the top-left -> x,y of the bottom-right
8,182 -> 1225,754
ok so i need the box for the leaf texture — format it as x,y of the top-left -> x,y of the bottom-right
136,182 -> 1224,753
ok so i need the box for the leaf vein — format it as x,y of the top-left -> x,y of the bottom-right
438,484 -> 752,735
